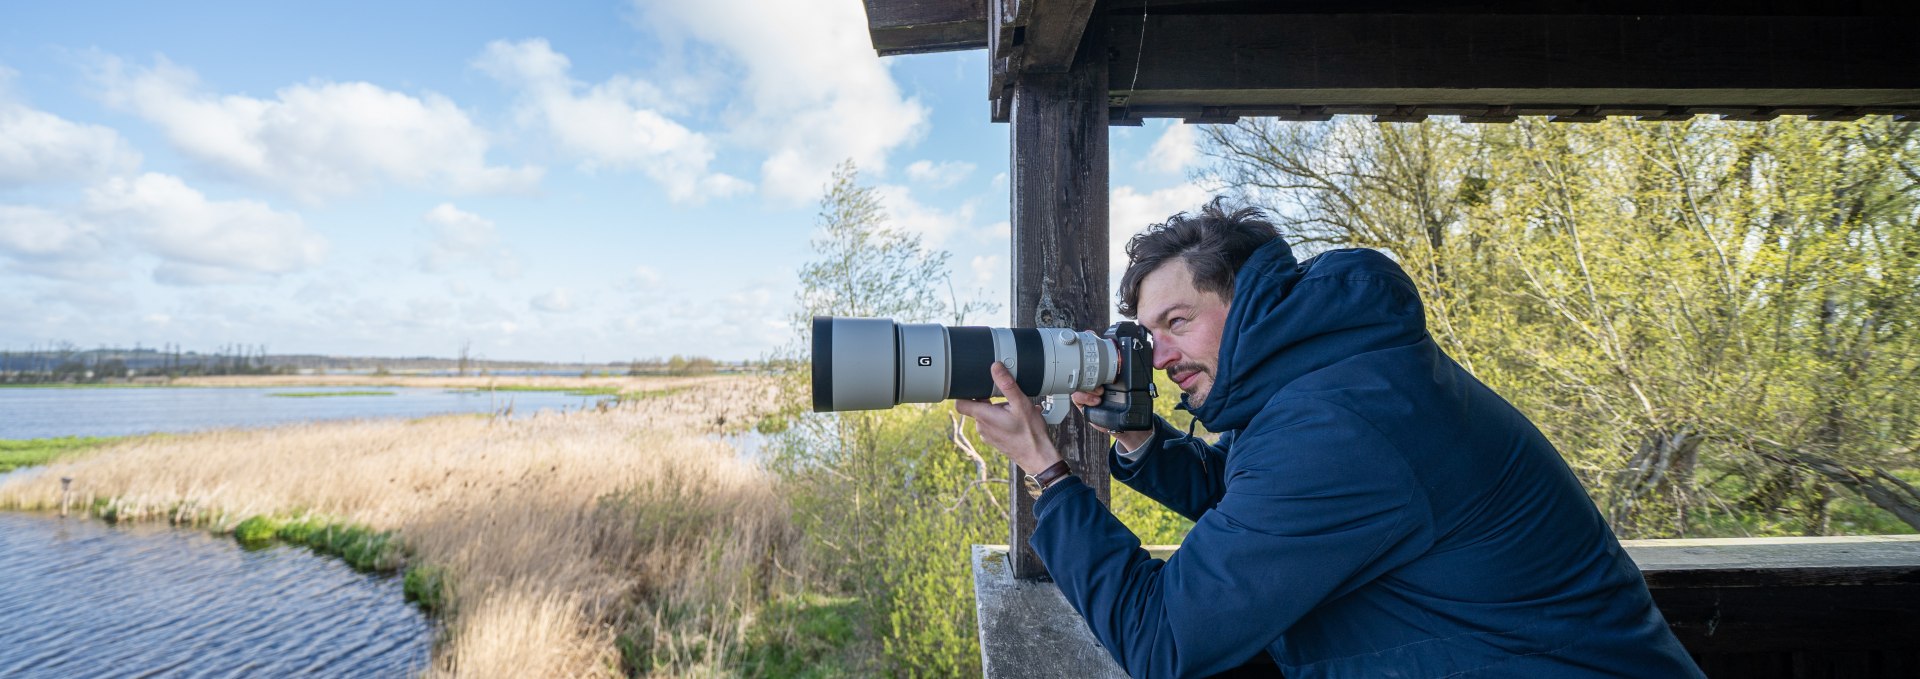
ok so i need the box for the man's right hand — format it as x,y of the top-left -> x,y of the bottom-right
1071,386 -> 1154,453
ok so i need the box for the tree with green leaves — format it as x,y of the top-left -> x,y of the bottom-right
1197,116 -> 1920,538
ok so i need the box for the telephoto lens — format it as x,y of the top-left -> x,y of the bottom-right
810,316 -> 1120,413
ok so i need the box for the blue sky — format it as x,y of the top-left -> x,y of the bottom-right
0,1 -> 1213,362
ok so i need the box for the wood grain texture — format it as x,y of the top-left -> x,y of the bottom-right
863,0 -> 987,55
1007,7 -> 1109,580
1106,13 -> 1920,113
1019,0 -> 1099,73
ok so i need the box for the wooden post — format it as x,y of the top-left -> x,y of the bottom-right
60,476 -> 72,518
1007,6 -> 1110,580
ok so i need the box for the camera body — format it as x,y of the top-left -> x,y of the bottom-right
1087,321 -> 1156,432
811,316 -> 1156,431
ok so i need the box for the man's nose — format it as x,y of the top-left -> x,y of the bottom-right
1152,340 -> 1179,371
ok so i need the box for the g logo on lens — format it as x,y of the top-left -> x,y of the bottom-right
917,356 -> 933,367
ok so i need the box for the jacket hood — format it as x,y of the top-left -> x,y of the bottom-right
1183,241 -> 1430,431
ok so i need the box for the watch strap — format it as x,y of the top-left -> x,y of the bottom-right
1030,460 -> 1072,491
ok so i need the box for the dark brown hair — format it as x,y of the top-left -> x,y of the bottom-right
1117,197 -> 1280,318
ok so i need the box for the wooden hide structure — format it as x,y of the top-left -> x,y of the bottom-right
860,1 -> 1919,676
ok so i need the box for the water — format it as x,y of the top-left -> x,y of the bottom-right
0,386 -> 611,439
710,430 -> 772,462
0,512 -> 430,677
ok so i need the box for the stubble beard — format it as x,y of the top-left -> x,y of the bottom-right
1173,363 -> 1212,408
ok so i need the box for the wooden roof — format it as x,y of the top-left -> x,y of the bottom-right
862,0 -> 1920,124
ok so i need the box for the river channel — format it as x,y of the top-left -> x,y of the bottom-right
0,512 -> 430,677
0,386 -> 610,439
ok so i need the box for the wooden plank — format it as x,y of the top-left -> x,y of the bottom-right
1008,6 -> 1109,580
1106,13 -> 1920,113
1104,0 -> 1920,14
1627,534 -> 1920,588
863,0 -> 988,56
1653,584 -> 1920,655
1017,0 -> 1098,73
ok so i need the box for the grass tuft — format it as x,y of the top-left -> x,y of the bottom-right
233,515 -> 280,545
0,436 -> 126,472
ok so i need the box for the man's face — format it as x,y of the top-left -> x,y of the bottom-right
1136,259 -> 1230,409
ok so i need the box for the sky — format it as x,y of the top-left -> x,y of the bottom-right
0,0 -> 1216,363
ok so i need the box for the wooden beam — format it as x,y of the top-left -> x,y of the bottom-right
1631,536 -> 1920,659
863,0 -> 988,56
1008,6 -> 1109,580
1106,13 -> 1920,115
1019,0 -> 1099,73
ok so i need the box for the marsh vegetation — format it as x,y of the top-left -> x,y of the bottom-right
0,375 -> 790,677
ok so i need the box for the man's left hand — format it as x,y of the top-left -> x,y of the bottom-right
952,362 -> 1064,474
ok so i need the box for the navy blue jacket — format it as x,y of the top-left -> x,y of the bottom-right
1031,241 -> 1703,678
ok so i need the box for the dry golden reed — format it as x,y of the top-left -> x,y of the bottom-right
0,375 -> 793,678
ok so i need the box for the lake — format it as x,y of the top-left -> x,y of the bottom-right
0,386 -> 611,439
0,512 -> 430,677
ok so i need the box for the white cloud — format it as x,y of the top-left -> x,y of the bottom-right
424,203 -> 497,255
83,173 -> 328,285
872,183 -> 979,248
0,204 -> 115,280
1110,183 -> 1214,289
530,288 -> 575,313
96,56 -> 540,202
419,202 -> 521,279
638,0 -> 928,203
1141,123 -> 1199,174
474,39 -> 750,204
0,205 -> 102,258
0,96 -> 141,186
905,159 -> 975,189
624,264 -> 662,291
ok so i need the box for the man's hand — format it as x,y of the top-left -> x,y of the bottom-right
1069,387 -> 1154,452
953,362 -> 1063,474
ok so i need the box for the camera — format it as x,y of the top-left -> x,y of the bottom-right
810,316 -> 1156,431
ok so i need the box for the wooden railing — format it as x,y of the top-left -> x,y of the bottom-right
974,535 -> 1920,678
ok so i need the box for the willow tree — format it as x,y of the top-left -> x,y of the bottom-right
1198,116 -> 1920,538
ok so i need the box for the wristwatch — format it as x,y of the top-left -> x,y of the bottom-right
1024,460 -> 1073,493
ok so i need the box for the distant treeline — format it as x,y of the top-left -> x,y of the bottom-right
0,344 -> 286,383
0,343 -> 752,384
623,355 -> 730,376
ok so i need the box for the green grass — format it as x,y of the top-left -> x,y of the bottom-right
229,514 -> 404,572
267,390 -> 396,398
617,386 -> 687,401
0,436 -> 126,472
733,593 -> 862,678
402,565 -> 449,614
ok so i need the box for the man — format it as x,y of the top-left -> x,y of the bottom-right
955,199 -> 1703,678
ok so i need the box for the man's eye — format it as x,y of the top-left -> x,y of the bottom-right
1169,318 -> 1186,329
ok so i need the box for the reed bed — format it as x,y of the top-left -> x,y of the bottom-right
0,375 -> 793,678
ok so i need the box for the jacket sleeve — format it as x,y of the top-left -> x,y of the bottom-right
1034,399 -> 1434,678
1109,416 -> 1235,521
